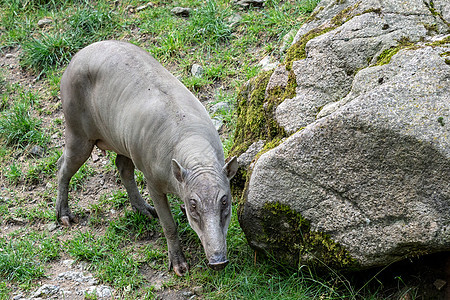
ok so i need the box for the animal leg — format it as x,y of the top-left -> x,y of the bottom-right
56,132 -> 94,226
115,155 -> 158,218
149,190 -> 188,276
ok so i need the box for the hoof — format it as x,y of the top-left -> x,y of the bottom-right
173,262 -> 189,277
60,216 -> 71,227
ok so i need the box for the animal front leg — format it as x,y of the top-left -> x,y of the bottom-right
115,155 -> 158,218
56,135 -> 93,226
149,190 -> 188,276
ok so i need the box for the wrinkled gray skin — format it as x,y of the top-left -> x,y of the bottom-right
56,40 -> 238,276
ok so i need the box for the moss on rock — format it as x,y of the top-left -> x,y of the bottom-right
375,38 -> 418,66
255,202 -> 358,269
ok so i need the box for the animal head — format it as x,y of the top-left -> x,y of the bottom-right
172,157 -> 238,270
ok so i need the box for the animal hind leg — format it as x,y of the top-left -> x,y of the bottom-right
56,132 -> 94,226
115,154 -> 158,218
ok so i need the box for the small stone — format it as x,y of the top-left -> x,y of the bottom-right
228,13 -> 242,27
192,286 -> 204,294
61,259 -> 75,268
136,2 -> 153,12
10,217 -> 27,225
37,18 -> 53,28
171,7 -> 192,17
258,56 -> 278,71
210,101 -> 231,114
47,223 -> 58,232
211,118 -> 223,132
12,293 -> 24,300
182,290 -> 194,297
434,279 -> 447,290
237,140 -> 265,168
5,54 -> 14,59
126,5 -> 135,13
85,285 -> 112,298
233,0 -> 265,8
32,284 -> 60,298
280,29 -> 297,53
92,152 -> 100,162
191,64 -> 204,77
152,281 -> 164,291
30,145 -> 44,157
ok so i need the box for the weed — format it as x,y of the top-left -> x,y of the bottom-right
100,190 -> 129,210
88,203 -> 107,227
0,235 -> 48,284
0,90 -> 48,148
26,149 -> 61,184
67,5 -> 119,44
66,231 -> 110,262
107,210 -> 159,240
96,248 -> 144,289
189,0 -> 232,44
21,32 -> 79,77
4,162 -> 23,185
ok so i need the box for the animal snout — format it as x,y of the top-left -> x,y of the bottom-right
207,260 -> 229,271
207,253 -> 229,271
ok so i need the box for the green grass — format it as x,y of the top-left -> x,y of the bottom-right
0,231 -> 60,285
0,87 -> 48,148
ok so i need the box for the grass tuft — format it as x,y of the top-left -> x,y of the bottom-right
0,90 -> 48,148
21,33 -> 79,77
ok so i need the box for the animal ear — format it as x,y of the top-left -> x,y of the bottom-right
172,159 -> 187,183
223,156 -> 238,180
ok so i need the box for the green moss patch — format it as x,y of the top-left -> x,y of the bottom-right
284,26 -> 334,70
257,202 -> 358,270
375,38 -> 416,66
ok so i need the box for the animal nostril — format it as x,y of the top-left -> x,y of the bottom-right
207,259 -> 229,271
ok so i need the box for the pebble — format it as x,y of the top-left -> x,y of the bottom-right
233,0 -> 265,8
210,101 -> 231,114
58,271 -> 94,283
32,284 -> 60,298
136,2 -> 154,12
182,290 -> 194,297
46,223 -> 58,232
211,118 -> 223,132
171,7 -> 192,17
85,285 -> 112,298
30,145 -> 44,157
192,286 -> 204,294
5,53 -> 14,59
61,259 -> 75,268
258,56 -> 278,71
191,64 -> 204,77
37,18 -> 53,28
228,13 -> 242,27
12,294 -> 24,300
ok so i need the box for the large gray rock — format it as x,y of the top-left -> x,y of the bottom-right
273,0 -> 449,134
237,0 -> 450,270
240,45 -> 450,269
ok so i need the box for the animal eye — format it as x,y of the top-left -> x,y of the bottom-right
190,199 -> 197,210
221,196 -> 228,206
